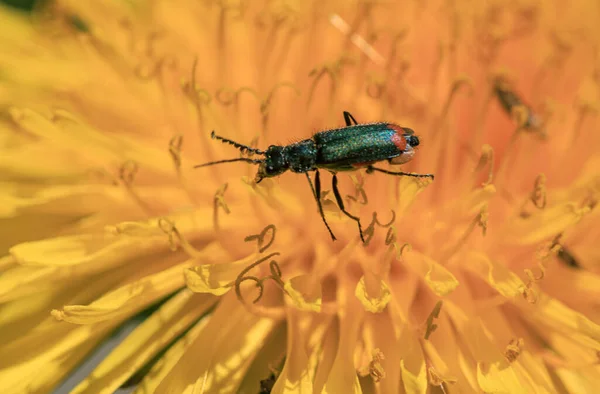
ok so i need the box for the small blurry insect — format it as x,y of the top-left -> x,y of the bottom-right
259,372 -> 276,393
493,77 -> 545,134
558,246 -> 581,269
195,111 -> 433,242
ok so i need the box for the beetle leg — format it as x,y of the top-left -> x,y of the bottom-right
343,111 -> 359,126
306,171 -> 337,241
366,165 -> 434,180
331,173 -> 365,243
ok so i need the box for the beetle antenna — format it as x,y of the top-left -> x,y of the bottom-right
210,131 -> 265,155
194,157 -> 264,169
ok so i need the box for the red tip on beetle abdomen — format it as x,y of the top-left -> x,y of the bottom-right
387,124 -> 407,151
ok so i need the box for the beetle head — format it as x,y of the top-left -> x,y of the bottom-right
255,145 -> 288,182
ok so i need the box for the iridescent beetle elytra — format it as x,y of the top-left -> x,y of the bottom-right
195,111 -> 434,242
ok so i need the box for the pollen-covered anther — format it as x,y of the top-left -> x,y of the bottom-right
367,348 -> 386,382
116,160 -> 153,214
169,135 -> 183,170
520,265 -> 543,304
213,183 -> 230,230
158,217 -> 201,257
504,338 -> 525,363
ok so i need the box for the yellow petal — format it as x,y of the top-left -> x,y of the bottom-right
52,260 -> 194,324
404,251 -> 459,297
526,297 -> 600,350
362,312 -> 402,393
507,202 -> 591,244
555,367 -> 600,394
464,251 -> 524,298
155,292 -> 277,393
355,275 -> 391,313
313,317 -> 340,393
284,274 -> 322,312
271,309 -> 314,393
398,327 -> 427,394
461,320 -> 522,393
396,176 -> 433,217
134,316 -> 210,394
510,351 -> 556,394
477,361 -> 522,394
71,290 -> 216,394
237,324 -> 288,394
0,319 -> 119,394
184,252 -> 260,296
10,232 -> 165,268
324,297 -> 364,394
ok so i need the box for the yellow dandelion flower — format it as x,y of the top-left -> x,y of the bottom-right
1,0 -> 600,393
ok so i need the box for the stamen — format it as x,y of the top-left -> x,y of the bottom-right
118,160 -> 153,215
366,73 -> 385,99
424,301 -> 443,340
432,76 -> 474,136
571,100 -> 598,146
119,160 -> 138,186
215,86 -> 260,106
260,82 -> 301,134
244,224 -> 277,253
363,210 -> 396,246
166,135 -> 199,205
530,174 -> 547,209
213,183 -> 230,231
306,56 -> 354,107
215,83 -> 299,135
521,284 -> 538,304
383,226 -> 412,261
135,55 -> 178,80
346,174 -> 368,206
504,338 -> 524,363
181,57 -> 212,133
158,218 -> 202,257
105,219 -> 163,237
473,144 -> 494,186
329,13 -> 385,66
234,252 -> 286,305
384,226 -> 396,246
169,135 -> 183,170
441,204 -> 488,262
519,240 -> 552,304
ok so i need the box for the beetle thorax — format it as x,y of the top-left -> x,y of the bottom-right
284,139 -> 317,173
